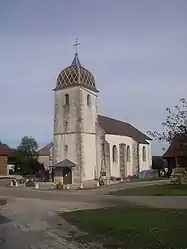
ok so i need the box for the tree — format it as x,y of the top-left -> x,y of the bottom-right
0,137 -> 44,176
13,136 -> 45,175
17,136 -> 39,159
148,98 -> 187,154
17,157 -> 45,175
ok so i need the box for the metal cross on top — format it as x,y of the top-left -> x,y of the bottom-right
73,38 -> 80,54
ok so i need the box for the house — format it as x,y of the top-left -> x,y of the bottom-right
163,134 -> 187,169
37,142 -> 53,169
0,144 -> 8,175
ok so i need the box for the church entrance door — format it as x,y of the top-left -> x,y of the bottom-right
63,167 -> 72,184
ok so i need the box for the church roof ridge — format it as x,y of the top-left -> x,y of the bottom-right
98,115 -> 151,143
99,115 -> 130,124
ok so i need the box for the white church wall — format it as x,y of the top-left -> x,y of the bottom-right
82,133 -> 97,181
53,87 -> 79,166
96,125 -> 104,179
105,134 -> 134,178
53,86 -> 98,183
80,87 -> 97,181
138,143 -> 152,171
81,87 -> 97,132
146,140 -> 152,168
105,134 -> 152,178
54,87 -> 81,135
131,139 -> 139,175
53,87 -> 85,184
53,134 -> 77,164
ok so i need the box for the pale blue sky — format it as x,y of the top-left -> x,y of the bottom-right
0,0 -> 187,155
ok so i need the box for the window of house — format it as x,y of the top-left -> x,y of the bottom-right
142,146 -> 146,161
112,145 -> 118,163
87,94 -> 91,106
65,94 -> 69,105
127,146 -> 131,162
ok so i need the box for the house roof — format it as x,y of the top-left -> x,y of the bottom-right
37,142 -> 53,156
98,115 -> 151,144
163,134 -> 187,158
52,159 -> 76,168
0,144 -> 9,156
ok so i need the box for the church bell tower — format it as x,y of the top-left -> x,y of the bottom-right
53,39 -> 99,184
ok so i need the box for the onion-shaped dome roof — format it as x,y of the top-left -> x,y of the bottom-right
55,53 -> 98,92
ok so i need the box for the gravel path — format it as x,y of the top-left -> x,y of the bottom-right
0,198 -> 103,249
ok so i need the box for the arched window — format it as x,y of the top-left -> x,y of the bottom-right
142,146 -> 146,161
65,94 -> 69,105
87,94 -> 91,106
112,145 -> 118,163
127,146 -> 131,162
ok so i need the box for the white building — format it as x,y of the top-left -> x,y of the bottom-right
38,51 -> 152,184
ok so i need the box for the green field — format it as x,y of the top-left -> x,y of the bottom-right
109,184 -> 187,196
61,206 -> 187,249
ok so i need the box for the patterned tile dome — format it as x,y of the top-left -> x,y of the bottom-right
55,53 -> 98,92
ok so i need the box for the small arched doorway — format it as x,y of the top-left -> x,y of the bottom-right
63,167 -> 72,184
52,159 -> 75,184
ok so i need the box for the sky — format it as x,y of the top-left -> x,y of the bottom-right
0,0 -> 187,155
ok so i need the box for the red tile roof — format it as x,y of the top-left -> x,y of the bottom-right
0,144 -> 8,156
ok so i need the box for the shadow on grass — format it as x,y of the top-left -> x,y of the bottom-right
60,206 -> 187,249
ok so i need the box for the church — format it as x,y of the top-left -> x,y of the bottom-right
38,43 -> 152,185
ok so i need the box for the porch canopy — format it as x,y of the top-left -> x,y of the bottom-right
52,159 -> 76,169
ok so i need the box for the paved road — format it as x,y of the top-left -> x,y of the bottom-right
0,179 -> 187,209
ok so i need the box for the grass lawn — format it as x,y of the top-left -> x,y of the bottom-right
109,184 -> 187,196
0,199 -> 7,205
61,206 -> 187,249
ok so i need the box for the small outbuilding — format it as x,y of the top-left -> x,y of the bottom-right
163,134 -> 187,168
51,159 -> 76,184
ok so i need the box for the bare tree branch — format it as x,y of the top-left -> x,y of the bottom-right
147,98 -> 187,153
